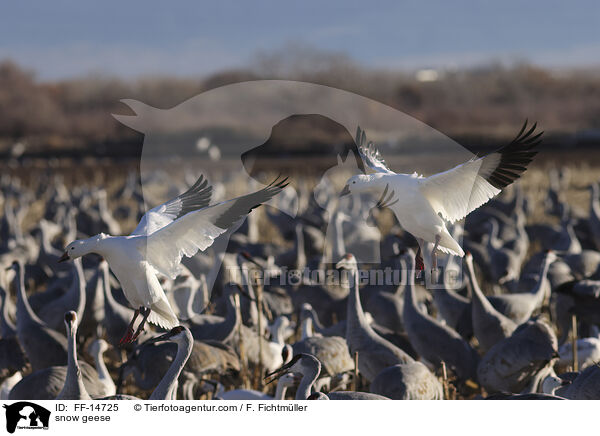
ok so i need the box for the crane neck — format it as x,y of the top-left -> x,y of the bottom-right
296,360 -> 321,400
182,285 -> 197,320
0,282 -> 16,336
14,263 -> 44,326
465,257 -> 495,313
92,345 -> 114,394
217,293 -> 241,343
150,335 -> 193,400
403,254 -> 417,308
300,317 -> 314,340
274,380 -> 290,400
344,264 -> 372,335
533,255 -> 553,300
238,260 -> 259,327
70,259 -> 86,318
294,224 -> 306,271
58,322 -> 91,399
101,261 -> 118,308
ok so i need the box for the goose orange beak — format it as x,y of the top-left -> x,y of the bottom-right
58,252 -> 70,263
340,185 -> 350,197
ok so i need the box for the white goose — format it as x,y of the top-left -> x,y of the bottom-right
60,175 -> 288,343
341,122 -> 542,270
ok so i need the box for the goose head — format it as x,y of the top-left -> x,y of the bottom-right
60,233 -> 107,262
340,174 -> 373,197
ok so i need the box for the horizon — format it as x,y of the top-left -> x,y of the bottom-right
1,0 -> 599,80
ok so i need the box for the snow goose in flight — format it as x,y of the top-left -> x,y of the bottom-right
341,121 -> 542,270
59,175 -> 288,344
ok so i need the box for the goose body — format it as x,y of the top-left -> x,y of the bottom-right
60,175 -> 288,342
342,122 -> 541,266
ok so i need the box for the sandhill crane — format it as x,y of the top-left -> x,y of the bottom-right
38,259 -> 86,333
465,253 -> 516,352
186,283 -> 240,343
0,279 -> 26,379
56,311 -> 91,400
147,326 -> 194,400
265,354 -> 390,400
9,260 -> 69,371
121,331 -> 240,399
336,254 -> 413,382
214,373 -> 300,400
477,319 -> 559,394
589,183 -> 600,250
558,364 -> 600,400
369,362 -> 443,400
9,313 -> 109,400
402,249 -> 478,381
487,251 -> 557,323
88,339 -> 116,396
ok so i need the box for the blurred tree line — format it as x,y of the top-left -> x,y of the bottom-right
1,48 -> 599,156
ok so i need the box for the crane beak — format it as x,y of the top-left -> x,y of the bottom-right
264,360 -> 294,385
339,185 -> 351,197
58,252 -> 70,263
146,331 -> 173,345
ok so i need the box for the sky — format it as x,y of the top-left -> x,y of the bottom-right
1,0 -> 599,80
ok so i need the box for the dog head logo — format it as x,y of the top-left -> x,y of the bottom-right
113,80 -> 467,292
3,402 -> 50,433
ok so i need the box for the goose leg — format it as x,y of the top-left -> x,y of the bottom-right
431,235 -> 441,271
119,308 -> 140,345
130,307 -> 151,342
415,240 -> 425,273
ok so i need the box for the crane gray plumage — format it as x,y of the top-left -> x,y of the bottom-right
0,278 -> 26,379
37,259 -> 86,333
148,326 -> 194,400
78,260 -> 106,338
465,253 -> 516,353
557,364 -> 600,400
265,354 -> 390,400
401,249 -> 478,381
589,183 -> 600,251
337,254 -> 413,382
369,362 -> 443,400
431,281 -> 472,339
121,330 -> 240,397
477,319 -> 559,394
10,260 -> 69,371
56,311 -> 91,400
292,336 -> 353,378
88,339 -> 116,396
554,279 -> 600,325
487,251 -> 556,323
8,362 -> 109,400
186,283 -> 240,343
99,260 -> 137,350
